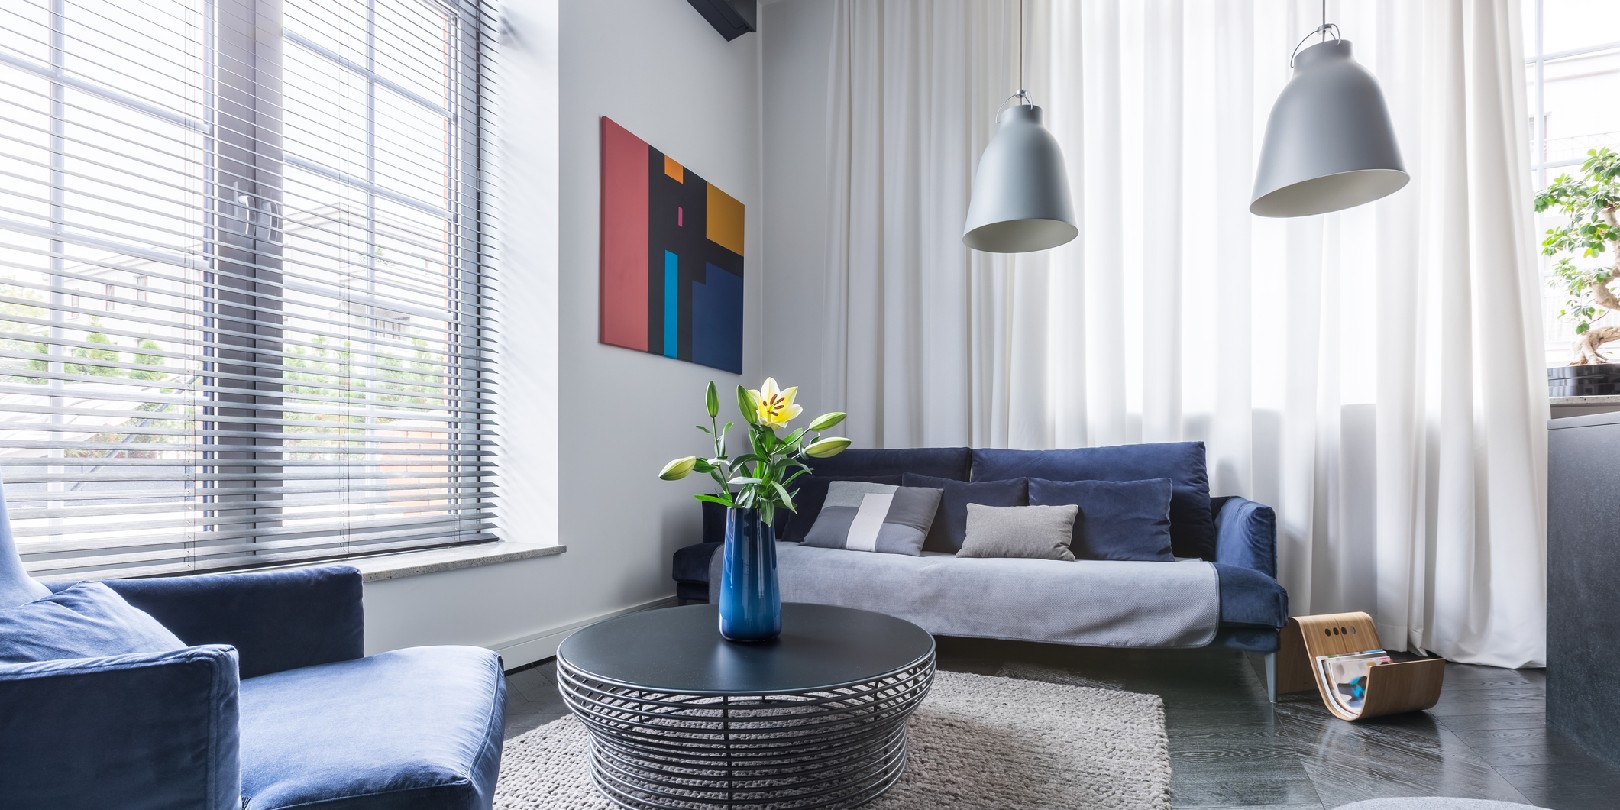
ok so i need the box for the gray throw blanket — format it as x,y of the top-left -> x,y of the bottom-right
711,542 -> 1220,649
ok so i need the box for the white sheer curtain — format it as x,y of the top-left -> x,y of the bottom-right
823,0 -> 1547,667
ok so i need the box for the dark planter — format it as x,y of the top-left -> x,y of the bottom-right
1548,363 -> 1620,397
717,507 -> 781,643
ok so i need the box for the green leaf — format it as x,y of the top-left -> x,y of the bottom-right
772,482 -> 796,512
694,493 -> 733,507
692,458 -> 715,473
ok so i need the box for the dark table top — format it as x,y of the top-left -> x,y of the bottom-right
558,603 -> 935,696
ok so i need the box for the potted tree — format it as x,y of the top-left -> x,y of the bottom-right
1538,147 -> 1620,394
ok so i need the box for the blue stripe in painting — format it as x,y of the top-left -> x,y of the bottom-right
663,251 -> 678,357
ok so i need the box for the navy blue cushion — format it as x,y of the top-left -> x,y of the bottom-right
240,646 -> 506,810
901,473 -> 1027,553
0,582 -> 185,664
1213,563 -> 1289,629
971,442 -> 1215,560
1028,477 -> 1175,562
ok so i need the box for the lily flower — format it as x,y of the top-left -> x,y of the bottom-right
751,377 -> 803,429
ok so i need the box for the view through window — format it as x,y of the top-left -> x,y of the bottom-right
0,0 -> 500,578
1526,0 -> 1620,366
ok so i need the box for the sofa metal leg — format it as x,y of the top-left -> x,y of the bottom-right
1264,652 -> 1278,703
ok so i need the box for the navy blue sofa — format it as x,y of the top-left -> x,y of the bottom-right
0,566 -> 506,810
673,443 -> 1288,668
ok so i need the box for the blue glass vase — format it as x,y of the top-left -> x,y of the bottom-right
718,507 -> 781,642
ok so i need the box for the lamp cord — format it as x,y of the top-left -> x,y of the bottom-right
1018,0 -> 1025,101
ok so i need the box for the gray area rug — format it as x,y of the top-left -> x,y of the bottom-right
494,669 -> 1172,809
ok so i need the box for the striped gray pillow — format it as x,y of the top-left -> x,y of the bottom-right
802,481 -> 943,556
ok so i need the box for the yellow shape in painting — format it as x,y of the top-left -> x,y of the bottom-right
663,155 -> 684,182
707,185 -> 745,256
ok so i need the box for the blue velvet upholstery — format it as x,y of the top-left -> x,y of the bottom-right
901,473 -> 1027,553
0,582 -> 185,663
0,476 -> 47,609
1027,477 -> 1176,562
240,647 -> 506,810
0,644 -> 242,809
1212,563 -> 1289,629
2,566 -> 505,809
1211,495 -> 1278,579
102,567 -> 365,679
971,442 -> 1216,560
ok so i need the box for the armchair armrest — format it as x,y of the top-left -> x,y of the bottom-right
102,566 -> 363,679
0,644 -> 241,810
1212,496 -> 1277,579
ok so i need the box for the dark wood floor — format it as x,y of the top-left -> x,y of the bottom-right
504,638 -> 1620,809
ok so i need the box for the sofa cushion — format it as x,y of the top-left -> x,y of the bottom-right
1028,477 -> 1175,562
778,448 -> 973,543
902,473 -> 1027,553
0,582 -> 185,664
971,442 -> 1215,560
779,474 -> 902,543
803,483 -> 943,556
240,646 -> 505,810
958,504 -> 1079,561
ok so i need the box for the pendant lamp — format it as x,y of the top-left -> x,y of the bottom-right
1250,4 -> 1408,217
963,0 -> 1077,253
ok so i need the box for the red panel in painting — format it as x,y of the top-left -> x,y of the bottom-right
600,117 -> 650,351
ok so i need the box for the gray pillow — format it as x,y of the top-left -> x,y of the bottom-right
957,504 -> 1079,561
803,481 -> 943,556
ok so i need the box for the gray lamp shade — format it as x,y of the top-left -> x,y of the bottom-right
1251,39 -> 1408,218
963,104 -> 1078,253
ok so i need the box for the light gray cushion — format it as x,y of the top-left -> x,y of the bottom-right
803,482 -> 943,556
958,504 -> 1079,561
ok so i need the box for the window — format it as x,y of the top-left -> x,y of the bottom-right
0,0 -> 502,578
1525,0 -> 1620,365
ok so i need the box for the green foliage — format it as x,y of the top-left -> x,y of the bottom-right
666,381 -> 851,527
1535,148 -> 1620,335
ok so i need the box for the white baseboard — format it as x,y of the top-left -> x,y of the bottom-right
493,595 -> 679,670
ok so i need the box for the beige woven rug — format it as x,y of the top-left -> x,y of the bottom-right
493,669 -> 1171,809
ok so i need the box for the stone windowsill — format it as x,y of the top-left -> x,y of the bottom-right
344,541 -> 566,582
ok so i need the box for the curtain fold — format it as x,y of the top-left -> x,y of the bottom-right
821,0 -> 1547,667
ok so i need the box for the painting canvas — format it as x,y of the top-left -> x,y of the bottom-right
599,117 -> 745,373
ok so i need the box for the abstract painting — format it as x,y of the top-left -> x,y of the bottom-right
600,117 -> 745,374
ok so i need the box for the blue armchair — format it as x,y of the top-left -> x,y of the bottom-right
0,565 -> 506,810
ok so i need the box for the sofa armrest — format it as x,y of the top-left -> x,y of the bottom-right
102,566 -> 364,678
1212,496 -> 1277,579
0,644 -> 241,809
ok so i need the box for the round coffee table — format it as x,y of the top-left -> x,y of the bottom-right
557,603 -> 936,809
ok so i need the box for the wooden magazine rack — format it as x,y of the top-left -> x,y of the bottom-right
1275,611 -> 1445,721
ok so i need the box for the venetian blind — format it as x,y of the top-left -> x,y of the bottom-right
0,0 -> 503,578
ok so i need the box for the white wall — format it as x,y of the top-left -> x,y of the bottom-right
759,0 -> 836,416
362,0 -> 763,666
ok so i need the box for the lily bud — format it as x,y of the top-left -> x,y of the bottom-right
808,412 -> 847,431
804,437 -> 852,459
659,456 -> 698,480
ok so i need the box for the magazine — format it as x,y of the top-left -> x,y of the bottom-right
1315,650 -> 1393,713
